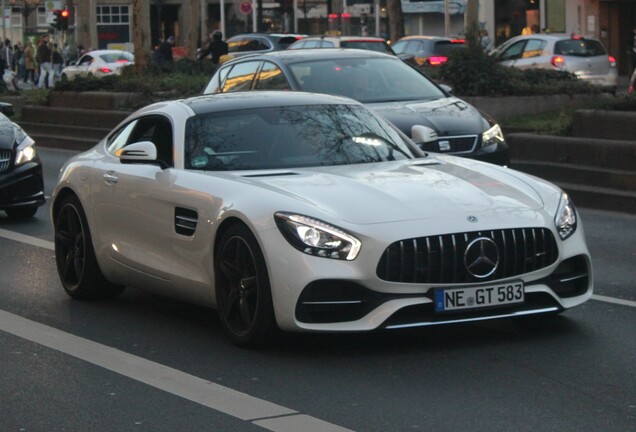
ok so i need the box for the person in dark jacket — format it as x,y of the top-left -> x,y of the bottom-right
198,31 -> 228,64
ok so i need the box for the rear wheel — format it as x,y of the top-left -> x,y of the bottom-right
215,224 -> 277,348
54,195 -> 124,299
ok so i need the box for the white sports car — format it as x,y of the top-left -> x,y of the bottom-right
52,91 -> 592,347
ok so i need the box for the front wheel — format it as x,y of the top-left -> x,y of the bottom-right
215,224 -> 277,348
54,194 -> 124,300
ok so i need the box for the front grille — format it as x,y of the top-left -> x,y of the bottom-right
0,149 -> 11,174
377,228 -> 559,284
420,135 -> 478,154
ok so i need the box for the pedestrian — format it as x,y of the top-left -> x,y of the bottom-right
14,42 -> 24,79
23,40 -> 35,84
52,43 -> 64,83
158,36 -> 174,64
198,31 -> 228,65
479,29 -> 493,52
0,39 -> 13,75
36,34 -> 53,89
628,26 -> 636,76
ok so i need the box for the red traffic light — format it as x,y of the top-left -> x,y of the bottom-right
60,9 -> 70,18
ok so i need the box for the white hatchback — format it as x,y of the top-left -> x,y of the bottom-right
492,33 -> 617,93
60,49 -> 134,81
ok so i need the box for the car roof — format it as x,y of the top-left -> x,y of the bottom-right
178,91 -> 360,115
224,48 -> 396,64
510,33 -> 602,42
84,49 -> 131,56
397,35 -> 464,42
301,35 -> 386,42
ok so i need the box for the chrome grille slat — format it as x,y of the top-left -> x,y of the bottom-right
0,149 -> 11,174
377,228 -> 559,284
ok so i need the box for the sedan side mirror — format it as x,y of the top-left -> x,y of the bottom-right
411,125 -> 438,145
116,141 -> 158,162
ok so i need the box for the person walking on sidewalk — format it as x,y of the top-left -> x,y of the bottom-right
37,34 -> 53,89
23,41 -> 35,85
628,26 -> 636,76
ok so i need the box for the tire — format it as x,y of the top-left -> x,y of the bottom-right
5,206 -> 38,219
215,223 -> 278,348
54,194 -> 125,300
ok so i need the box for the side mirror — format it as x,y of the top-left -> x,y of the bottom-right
439,84 -> 453,94
0,102 -> 15,117
411,125 -> 438,145
115,141 -> 158,162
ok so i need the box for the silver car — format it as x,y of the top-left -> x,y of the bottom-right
492,33 -> 617,93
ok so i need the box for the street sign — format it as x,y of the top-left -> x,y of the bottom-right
239,1 -> 252,15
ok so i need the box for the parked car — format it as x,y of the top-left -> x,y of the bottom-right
51,91 -> 592,347
288,35 -> 394,54
226,33 -> 306,58
392,35 -> 467,66
491,33 -> 617,93
203,49 -> 509,165
0,102 -> 45,219
60,50 -> 134,81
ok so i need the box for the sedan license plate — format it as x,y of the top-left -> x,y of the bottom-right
435,282 -> 524,313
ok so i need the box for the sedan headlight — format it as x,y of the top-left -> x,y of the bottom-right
275,212 -> 361,260
15,143 -> 37,165
555,193 -> 577,240
482,124 -> 505,149
14,129 -> 37,166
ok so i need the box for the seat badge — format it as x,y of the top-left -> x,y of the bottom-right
438,140 -> 451,151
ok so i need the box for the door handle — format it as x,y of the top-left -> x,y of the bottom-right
103,171 -> 118,185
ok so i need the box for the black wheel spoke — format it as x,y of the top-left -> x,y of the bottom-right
239,297 -> 252,329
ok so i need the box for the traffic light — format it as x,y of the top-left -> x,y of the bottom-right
60,9 -> 70,30
51,9 -> 61,30
51,9 -> 70,31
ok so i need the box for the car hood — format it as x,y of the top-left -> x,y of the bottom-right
367,97 -> 490,137
240,158 -> 545,225
0,116 -> 16,150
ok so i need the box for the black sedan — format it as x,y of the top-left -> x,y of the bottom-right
0,103 -> 45,219
203,49 -> 509,166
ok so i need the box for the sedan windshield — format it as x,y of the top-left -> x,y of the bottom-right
288,58 -> 446,103
185,104 -> 422,171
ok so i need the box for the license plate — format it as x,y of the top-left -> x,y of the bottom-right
435,281 -> 524,313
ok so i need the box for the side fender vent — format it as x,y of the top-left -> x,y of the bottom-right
175,207 -> 198,236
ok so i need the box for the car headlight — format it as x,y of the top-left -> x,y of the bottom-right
482,124 -> 505,149
15,142 -> 37,165
555,193 -> 577,240
275,212 -> 361,260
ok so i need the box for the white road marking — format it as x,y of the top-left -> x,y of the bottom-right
0,228 -> 54,250
591,294 -> 636,308
0,309 -> 354,432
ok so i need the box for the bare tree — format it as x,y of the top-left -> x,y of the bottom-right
186,0 -> 200,59
133,0 -> 152,72
464,0 -> 479,48
386,0 -> 404,43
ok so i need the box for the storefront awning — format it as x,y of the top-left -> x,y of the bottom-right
401,0 -> 465,15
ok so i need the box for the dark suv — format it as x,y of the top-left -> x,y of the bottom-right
392,36 -> 467,66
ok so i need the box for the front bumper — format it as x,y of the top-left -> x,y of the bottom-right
0,160 -> 46,210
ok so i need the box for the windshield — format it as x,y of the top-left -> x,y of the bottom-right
554,39 -> 606,57
288,58 -> 446,103
185,104 -> 422,171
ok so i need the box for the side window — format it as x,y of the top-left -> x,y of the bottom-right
111,116 -> 174,168
499,41 -> 525,61
80,55 -> 93,65
222,61 -> 260,92
254,62 -> 290,90
320,41 -> 336,48
290,40 -> 305,49
245,38 -> 271,52
304,40 -> 321,48
522,39 -> 546,59
107,120 -> 139,155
